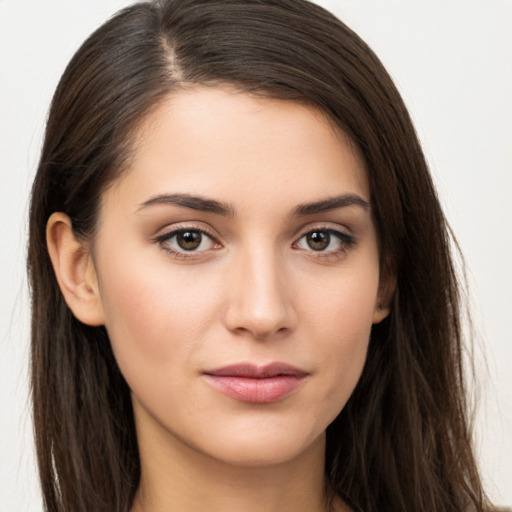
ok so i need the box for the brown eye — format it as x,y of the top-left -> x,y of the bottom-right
176,230 -> 202,251
306,231 -> 330,251
156,228 -> 218,255
295,227 -> 356,257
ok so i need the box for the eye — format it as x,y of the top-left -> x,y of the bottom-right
173,230 -> 206,251
294,228 -> 355,256
155,227 -> 220,256
303,231 -> 331,251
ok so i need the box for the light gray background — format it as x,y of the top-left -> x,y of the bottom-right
1,1 -> 511,510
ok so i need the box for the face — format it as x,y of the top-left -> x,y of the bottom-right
91,87 -> 388,467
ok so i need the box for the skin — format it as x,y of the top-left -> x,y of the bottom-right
47,87 -> 391,512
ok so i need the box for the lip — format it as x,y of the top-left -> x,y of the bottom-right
203,363 -> 308,404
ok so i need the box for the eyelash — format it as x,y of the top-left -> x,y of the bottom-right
293,227 -> 356,260
153,225 -> 219,260
153,225 -> 356,260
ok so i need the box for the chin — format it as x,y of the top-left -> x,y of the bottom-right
194,425 -> 326,468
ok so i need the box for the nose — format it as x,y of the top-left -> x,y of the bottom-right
223,246 -> 297,340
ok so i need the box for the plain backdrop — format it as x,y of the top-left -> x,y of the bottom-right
1,1 -> 511,510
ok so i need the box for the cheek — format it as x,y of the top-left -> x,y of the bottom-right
300,265 -> 379,413
95,251 -> 222,390
301,256 -> 379,343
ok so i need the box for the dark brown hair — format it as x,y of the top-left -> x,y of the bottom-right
28,1 -> 489,511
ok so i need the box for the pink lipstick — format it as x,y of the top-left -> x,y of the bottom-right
203,363 -> 307,404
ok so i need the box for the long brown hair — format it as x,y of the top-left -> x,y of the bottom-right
28,1 -> 489,511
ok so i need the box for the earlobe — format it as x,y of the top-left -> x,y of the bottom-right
372,302 -> 391,324
372,274 -> 396,324
46,212 -> 105,326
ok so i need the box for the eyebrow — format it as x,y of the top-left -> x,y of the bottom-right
137,192 -> 369,217
137,193 -> 235,216
291,194 -> 370,217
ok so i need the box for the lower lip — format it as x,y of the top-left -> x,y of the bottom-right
203,375 -> 305,403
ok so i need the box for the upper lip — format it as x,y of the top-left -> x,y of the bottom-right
204,362 -> 308,378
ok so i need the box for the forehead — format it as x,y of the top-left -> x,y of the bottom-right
103,86 -> 369,215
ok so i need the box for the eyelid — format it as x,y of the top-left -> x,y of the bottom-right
292,223 -> 357,257
152,222 -> 223,258
151,221 -> 356,260
152,222 -> 219,242
293,222 -> 355,241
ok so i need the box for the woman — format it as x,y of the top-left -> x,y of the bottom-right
28,0 -> 492,511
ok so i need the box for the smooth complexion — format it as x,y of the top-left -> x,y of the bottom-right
47,87 -> 391,512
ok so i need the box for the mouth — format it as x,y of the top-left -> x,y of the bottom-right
202,362 -> 308,404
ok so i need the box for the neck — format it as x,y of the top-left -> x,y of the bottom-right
130,418 -> 344,512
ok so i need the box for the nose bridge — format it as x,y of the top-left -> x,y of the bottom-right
224,241 -> 295,339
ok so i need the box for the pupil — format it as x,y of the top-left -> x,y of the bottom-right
307,231 -> 330,251
177,231 -> 201,250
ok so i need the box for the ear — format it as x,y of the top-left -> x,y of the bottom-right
46,212 -> 105,326
372,272 -> 396,324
